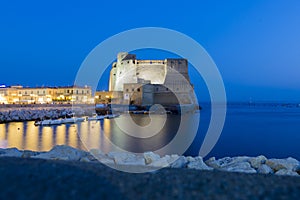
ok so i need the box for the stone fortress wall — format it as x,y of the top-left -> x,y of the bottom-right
108,52 -> 196,106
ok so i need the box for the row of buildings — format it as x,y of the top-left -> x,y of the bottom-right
0,85 -> 93,104
0,53 -> 198,111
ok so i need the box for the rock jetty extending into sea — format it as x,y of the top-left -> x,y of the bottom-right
0,145 -> 299,176
0,105 -> 95,123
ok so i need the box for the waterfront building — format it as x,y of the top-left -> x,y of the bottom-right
52,85 -> 93,104
103,52 -> 197,108
0,85 -> 93,104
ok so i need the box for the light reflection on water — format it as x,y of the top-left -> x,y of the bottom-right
0,121 -> 85,151
0,114 -> 200,154
1,104 -> 300,160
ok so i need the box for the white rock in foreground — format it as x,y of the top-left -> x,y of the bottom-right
143,152 -> 160,165
221,162 -> 257,174
33,145 -> 87,161
0,145 -> 299,177
149,156 -> 169,167
266,157 -> 300,171
249,155 -> 267,169
257,164 -> 273,174
0,148 -> 23,157
187,157 -> 213,171
108,152 -> 145,166
170,156 -> 188,168
275,169 -> 299,176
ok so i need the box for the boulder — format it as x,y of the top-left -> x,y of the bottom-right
249,155 -> 267,169
205,156 -> 250,169
294,165 -> 300,175
275,169 -> 299,176
143,152 -> 160,165
0,148 -> 23,157
164,154 -> 180,165
79,157 -> 91,162
187,157 -> 213,171
221,162 -> 256,173
149,157 -> 170,168
33,145 -> 87,161
257,164 -> 273,174
108,152 -> 145,166
89,149 -> 105,157
21,150 -> 39,158
98,157 -> 115,165
186,156 -> 196,163
266,157 -> 300,171
170,156 -> 188,168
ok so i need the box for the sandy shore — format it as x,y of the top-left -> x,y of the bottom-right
0,157 -> 299,199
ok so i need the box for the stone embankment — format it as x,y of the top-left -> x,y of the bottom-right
0,105 -> 95,123
0,145 -> 299,176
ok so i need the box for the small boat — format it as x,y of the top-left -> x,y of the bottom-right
87,114 -> 105,121
61,117 -> 85,124
34,119 -> 62,126
104,114 -> 120,119
34,117 -> 85,126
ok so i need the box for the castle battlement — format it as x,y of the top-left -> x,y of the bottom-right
105,52 -> 196,107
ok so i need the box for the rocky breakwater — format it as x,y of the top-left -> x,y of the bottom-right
0,145 -> 299,176
0,107 -> 89,123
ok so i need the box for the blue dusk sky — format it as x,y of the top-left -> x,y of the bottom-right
0,0 -> 300,102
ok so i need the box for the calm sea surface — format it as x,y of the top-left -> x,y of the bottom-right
1,103 -> 300,159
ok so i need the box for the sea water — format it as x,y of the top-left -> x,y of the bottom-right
0,103 -> 299,160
